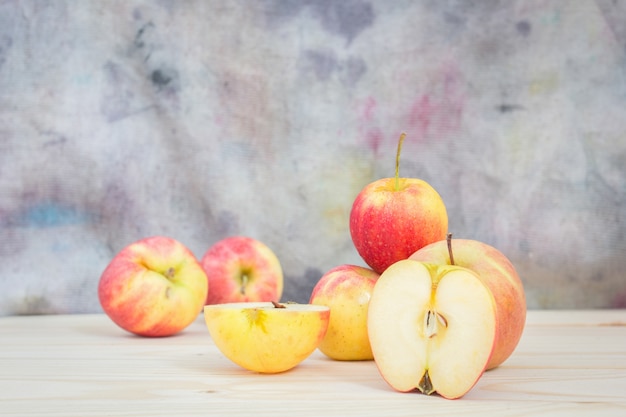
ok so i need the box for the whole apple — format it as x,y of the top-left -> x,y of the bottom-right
204,301 -> 330,373
98,236 -> 208,337
367,260 -> 498,399
349,133 -> 448,274
309,265 -> 380,361
409,236 -> 526,370
201,236 -> 283,305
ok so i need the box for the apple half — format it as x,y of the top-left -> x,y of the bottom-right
367,260 -> 497,399
204,302 -> 330,374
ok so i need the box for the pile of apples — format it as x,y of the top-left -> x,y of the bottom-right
97,133 -> 526,399
310,133 -> 527,399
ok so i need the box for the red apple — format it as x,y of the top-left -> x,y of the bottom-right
201,236 -> 283,305
349,133 -> 448,274
98,236 -> 208,337
409,235 -> 526,369
367,260 -> 497,399
309,265 -> 380,360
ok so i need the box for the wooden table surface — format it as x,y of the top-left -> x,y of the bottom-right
1,310 -> 625,416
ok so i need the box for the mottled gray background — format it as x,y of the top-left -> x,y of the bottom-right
1,0 -> 625,315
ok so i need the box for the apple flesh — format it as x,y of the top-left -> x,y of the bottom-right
349,134 -> 448,274
98,236 -> 208,337
309,265 -> 380,360
409,237 -> 526,370
204,302 -> 330,373
200,236 -> 283,305
367,260 -> 497,399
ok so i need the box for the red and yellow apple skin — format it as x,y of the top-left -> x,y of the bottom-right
410,238 -> 526,369
309,265 -> 380,360
98,236 -> 208,337
349,177 -> 448,274
200,236 -> 283,305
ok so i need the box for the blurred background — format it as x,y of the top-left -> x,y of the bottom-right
1,0 -> 625,315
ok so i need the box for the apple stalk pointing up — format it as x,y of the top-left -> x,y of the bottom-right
349,133 -> 449,274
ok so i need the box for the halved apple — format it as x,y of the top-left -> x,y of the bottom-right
367,260 -> 497,399
204,302 -> 330,373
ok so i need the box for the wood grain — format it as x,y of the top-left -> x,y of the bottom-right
1,310 -> 625,417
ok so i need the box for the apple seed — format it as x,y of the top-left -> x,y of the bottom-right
437,312 -> 448,328
271,301 -> 286,308
424,310 -> 448,339
424,310 -> 437,339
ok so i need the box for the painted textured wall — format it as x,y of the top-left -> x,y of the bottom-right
1,0 -> 625,315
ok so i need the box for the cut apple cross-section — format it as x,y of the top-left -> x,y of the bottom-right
367,260 -> 497,399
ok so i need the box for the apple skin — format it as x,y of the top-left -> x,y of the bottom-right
410,238 -> 526,369
349,177 -> 448,274
200,236 -> 283,305
98,236 -> 208,337
309,265 -> 380,361
204,302 -> 330,373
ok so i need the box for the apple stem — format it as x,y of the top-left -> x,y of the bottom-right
240,274 -> 248,295
446,233 -> 455,266
165,267 -> 176,279
394,132 -> 407,191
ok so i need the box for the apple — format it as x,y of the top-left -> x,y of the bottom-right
367,260 -> 497,399
349,133 -> 448,274
204,301 -> 330,373
309,265 -> 380,360
409,235 -> 526,370
98,236 -> 208,337
200,236 -> 283,305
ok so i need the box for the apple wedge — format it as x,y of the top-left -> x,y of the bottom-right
367,260 -> 497,399
204,302 -> 330,374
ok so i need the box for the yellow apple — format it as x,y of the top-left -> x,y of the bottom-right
349,133 -> 448,274
309,265 -> 380,360
367,260 -> 497,399
203,301 -> 330,373
409,235 -> 526,370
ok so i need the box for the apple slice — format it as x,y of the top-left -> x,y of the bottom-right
367,260 -> 497,399
204,302 -> 330,374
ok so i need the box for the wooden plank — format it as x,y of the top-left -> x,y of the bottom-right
1,311 -> 625,417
